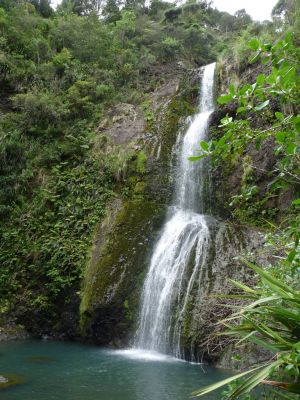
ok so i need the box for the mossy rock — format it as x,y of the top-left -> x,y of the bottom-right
80,199 -> 166,344
80,67 -> 205,346
0,374 -> 25,390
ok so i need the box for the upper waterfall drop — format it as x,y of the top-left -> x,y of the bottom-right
134,62 -> 216,359
177,62 -> 216,213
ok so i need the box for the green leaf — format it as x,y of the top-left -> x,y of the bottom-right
248,335 -> 283,352
228,360 -> 281,399
276,132 -> 286,143
219,116 -> 233,126
192,364 -> 270,397
292,198 -> 300,205
249,51 -> 261,63
286,142 -> 296,154
217,94 -> 233,104
200,140 -> 209,152
229,84 -> 235,95
228,279 -> 258,294
248,38 -> 260,51
255,100 -> 270,111
256,74 -> 265,85
188,155 -> 206,162
242,260 -> 297,295
262,56 -> 269,64
288,250 -> 296,262
237,106 -> 247,114
275,112 -> 284,121
269,389 -> 300,399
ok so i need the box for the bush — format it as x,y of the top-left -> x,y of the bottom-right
12,91 -> 68,134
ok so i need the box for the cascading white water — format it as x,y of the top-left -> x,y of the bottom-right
135,63 -> 216,359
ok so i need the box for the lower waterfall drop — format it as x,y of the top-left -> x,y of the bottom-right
135,62 -> 216,360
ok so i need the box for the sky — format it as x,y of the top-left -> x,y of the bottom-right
50,0 -> 279,21
211,0 -> 278,21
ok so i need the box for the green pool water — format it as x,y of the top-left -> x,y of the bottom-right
0,340 -> 230,399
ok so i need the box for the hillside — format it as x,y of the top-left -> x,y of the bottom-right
0,0 -> 254,337
0,0 -> 299,398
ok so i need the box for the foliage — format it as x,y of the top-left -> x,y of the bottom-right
193,263 -> 300,399
191,9 -> 300,399
0,0 -> 273,330
191,32 -> 299,224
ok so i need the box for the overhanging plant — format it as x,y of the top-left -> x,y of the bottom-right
192,261 -> 300,399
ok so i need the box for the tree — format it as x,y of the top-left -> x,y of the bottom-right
164,7 -> 182,23
148,0 -> 170,20
272,0 -> 299,27
234,8 -> 252,29
60,0 -> 104,15
102,0 -> 121,23
29,0 -> 53,17
123,0 -> 146,13
115,10 -> 136,46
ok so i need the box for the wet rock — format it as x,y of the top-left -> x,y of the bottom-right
217,343 -> 272,371
0,374 -> 25,389
80,69 -> 201,345
0,322 -> 30,342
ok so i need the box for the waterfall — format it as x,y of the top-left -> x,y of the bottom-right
135,63 -> 216,359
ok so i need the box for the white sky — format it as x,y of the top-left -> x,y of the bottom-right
50,0 -> 60,8
51,0 -> 279,21
212,0 -> 278,21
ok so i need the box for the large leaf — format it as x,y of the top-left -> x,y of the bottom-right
228,278 -> 260,295
248,38 -> 260,50
199,140 -> 209,152
217,94 -> 233,104
228,360 -> 281,399
191,364 -> 271,397
188,155 -> 206,161
243,260 -> 299,298
255,100 -> 270,111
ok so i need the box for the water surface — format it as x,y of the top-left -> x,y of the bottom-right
0,340 -> 229,399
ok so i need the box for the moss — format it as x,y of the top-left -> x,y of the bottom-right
80,68 -> 204,344
80,199 -> 165,339
135,151 -> 147,174
158,97 -> 196,163
0,374 -> 25,390
132,181 -> 146,200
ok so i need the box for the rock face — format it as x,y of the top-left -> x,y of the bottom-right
211,64 -> 294,222
0,322 -> 30,342
177,220 -> 267,361
79,64 -> 270,365
80,67 -> 199,345
97,103 -> 145,145
80,199 -> 166,344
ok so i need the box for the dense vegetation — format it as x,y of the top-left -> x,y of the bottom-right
0,0 -> 299,398
192,1 -> 300,398
0,0 -> 254,331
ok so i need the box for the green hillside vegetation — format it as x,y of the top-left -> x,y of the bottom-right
191,1 -> 300,398
0,0 -> 254,331
0,0 -> 299,397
